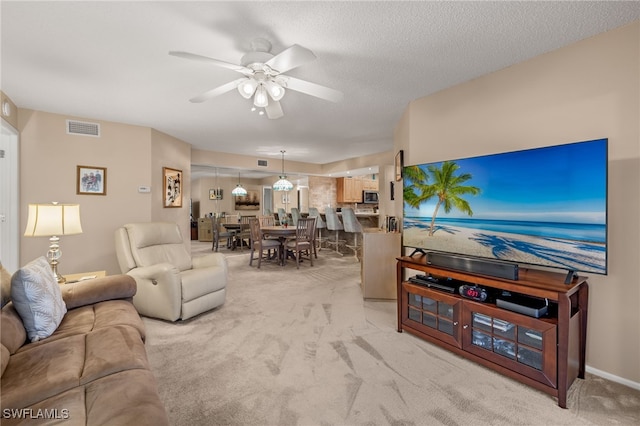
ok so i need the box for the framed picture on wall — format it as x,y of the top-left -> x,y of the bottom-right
163,167 -> 182,208
209,188 -> 223,200
235,190 -> 260,211
395,150 -> 404,181
77,165 -> 107,195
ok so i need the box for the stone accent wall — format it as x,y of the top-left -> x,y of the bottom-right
308,176 -> 336,213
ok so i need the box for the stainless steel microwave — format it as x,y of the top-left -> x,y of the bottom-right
363,190 -> 379,204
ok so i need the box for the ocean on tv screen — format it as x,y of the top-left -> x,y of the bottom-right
402,138 -> 607,274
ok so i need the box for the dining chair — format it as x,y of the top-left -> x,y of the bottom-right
248,218 -> 281,268
285,217 -> 317,269
211,215 -> 236,251
258,215 -> 276,227
341,207 -> 363,261
235,215 -> 253,250
324,207 -> 345,256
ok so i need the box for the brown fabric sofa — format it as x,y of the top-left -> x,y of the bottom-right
0,271 -> 169,426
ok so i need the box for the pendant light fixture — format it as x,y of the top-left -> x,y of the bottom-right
231,172 -> 247,196
273,150 -> 294,192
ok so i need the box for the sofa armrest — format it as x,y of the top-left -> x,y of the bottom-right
60,274 -> 136,310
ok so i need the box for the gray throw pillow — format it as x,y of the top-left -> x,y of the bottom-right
11,256 -> 67,342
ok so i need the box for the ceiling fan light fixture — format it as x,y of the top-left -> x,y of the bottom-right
238,79 -> 258,99
253,85 -> 269,107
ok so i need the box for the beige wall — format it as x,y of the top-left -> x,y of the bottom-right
195,175 -> 264,217
150,129 -> 191,240
395,21 -> 640,385
17,110 -> 185,276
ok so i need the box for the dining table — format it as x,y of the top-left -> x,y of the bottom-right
260,225 -> 298,265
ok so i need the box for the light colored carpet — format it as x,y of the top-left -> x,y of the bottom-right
142,244 -> 640,425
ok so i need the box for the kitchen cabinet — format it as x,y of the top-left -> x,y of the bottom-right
336,177 -> 363,203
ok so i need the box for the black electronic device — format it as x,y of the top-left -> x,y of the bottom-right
458,284 -> 490,302
408,274 -> 460,294
496,291 -> 549,318
427,252 -> 519,281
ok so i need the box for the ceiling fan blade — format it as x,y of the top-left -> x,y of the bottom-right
189,78 -> 246,103
280,76 -> 344,103
169,51 -> 252,75
265,101 -> 284,119
265,44 -> 316,74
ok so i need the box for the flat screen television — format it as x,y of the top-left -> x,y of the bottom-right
402,138 -> 608,276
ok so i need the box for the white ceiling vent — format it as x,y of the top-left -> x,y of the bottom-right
66,120 -> 100,137
257,159 -> 268,167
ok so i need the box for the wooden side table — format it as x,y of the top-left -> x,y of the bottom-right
63,270 -> 106,284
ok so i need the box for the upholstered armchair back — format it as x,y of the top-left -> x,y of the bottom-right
115,222 -> 192,273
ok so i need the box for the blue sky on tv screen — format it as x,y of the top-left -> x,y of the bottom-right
404,139 -> 607,225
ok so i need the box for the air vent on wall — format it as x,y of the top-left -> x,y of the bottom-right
66,120 -> 100,137
257,159 -> 268,167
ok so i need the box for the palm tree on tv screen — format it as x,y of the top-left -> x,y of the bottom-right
406,161 -> 480,236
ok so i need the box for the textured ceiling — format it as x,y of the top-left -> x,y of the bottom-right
2,1 -> 639,174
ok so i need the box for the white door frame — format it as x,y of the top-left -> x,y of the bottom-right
262,186 -> 273,216
0,118 -> 19,271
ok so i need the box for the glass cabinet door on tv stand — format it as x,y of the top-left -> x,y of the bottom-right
396,255 -> 588,409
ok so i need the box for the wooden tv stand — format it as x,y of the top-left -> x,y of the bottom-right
396,254 -> 588,408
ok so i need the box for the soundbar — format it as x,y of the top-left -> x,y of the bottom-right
427,252 -> 519,281
408,275 -> 460,294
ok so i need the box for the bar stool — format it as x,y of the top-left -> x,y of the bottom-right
341,207 -> 363,261
277,208 -> 289,226
291,207 -> 301,226
324,207 -> 345,256
308,207 -> 327,257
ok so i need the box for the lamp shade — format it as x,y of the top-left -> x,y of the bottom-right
265,80 -> 285,101
272,177 -> 294,192
231,172 -> 248,197
24,203 -> 83,237
237,78 -> 258,99
253,85 -> 269,107
231,184 -> 248,196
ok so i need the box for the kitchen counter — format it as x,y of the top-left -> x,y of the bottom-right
334,211 -> 379,227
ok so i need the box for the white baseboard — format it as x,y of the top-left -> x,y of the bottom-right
586,365 -> 640,391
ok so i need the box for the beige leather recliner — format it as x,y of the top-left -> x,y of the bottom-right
115,222 -> 227,321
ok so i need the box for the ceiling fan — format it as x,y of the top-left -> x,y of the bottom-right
169,38 -> 343,119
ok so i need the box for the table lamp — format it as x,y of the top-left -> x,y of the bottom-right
24,202 -> 83,283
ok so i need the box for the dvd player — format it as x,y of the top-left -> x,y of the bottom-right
408,274 -> 461,294
496,292 -> 549,318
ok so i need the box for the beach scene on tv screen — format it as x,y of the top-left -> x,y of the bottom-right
403,139 -> 607,274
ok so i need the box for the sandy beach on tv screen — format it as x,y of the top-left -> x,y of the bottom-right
403,224 -> 606,273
